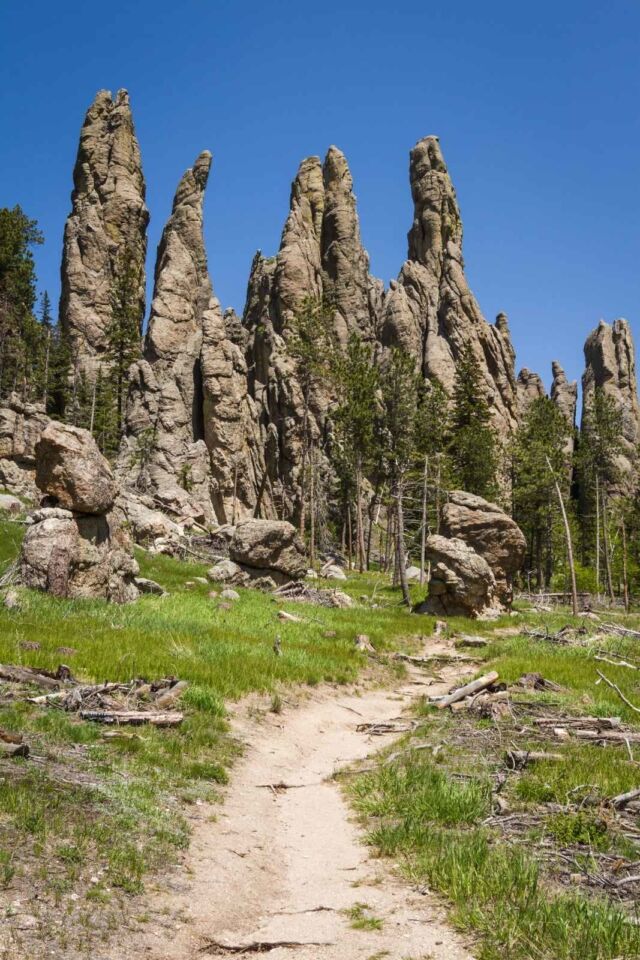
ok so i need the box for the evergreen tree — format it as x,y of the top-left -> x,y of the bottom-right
106,248 -> 144,439
512,396 -> 571,588
577,389 -> 624,597
448,343 -> 498,499
333,334 -> 379,571
378,348 -> 421,604
0,206 -> 43,400
287,296 -> 338,547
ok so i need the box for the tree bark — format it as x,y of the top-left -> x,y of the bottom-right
394,479 -> 411,606
622,518 -> 630,612
420,456 -> 428,586
601,490 -> 615,603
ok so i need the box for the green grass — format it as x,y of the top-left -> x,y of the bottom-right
349,613 -> 640,960
350,749 -> 640,960
0,517 -> 422,950
345,901 -> 385,931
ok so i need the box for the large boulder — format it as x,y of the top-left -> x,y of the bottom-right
416,535 -> 500,618
35,422 -> 117,514
440,491 -> 526,606
20,508 -> 139,603
229,519 -> 307,583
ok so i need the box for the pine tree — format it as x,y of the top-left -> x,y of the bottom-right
378,348 -> 421,604
106,247 -> 144,439
287,296 -> 338,546
333,334 -> 379,571
449,343 -> 498,499
577,389 -> 624,597
0,206 -> 43,400
512,396 -> 571,589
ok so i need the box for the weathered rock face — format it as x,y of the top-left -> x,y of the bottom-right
581,319 -> 640,487
201,296 -> 269,524
242,146 -> 378,518
59,89 -> 148,380
516,368 -> 545,418
379,137 -> 517,436
120,152 -> 266,526
20,426 -> 138,603
440,490 -> 526,606
550,361 -> 577,463
36,421 -> 117,514
0,394 -> 50,499
417,534 -> 499,618
229,519 -> 307,583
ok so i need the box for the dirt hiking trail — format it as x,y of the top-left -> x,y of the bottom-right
111,641 -> 477,959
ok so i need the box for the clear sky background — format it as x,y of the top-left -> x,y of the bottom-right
1,0 -> 639,392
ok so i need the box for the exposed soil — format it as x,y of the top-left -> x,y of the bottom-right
102,643 -> 477,960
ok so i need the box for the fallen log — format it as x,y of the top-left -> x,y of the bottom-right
564,729 -> 640,744
79,710 -> 183,727
433,671 -> 499,710
0,664 -> 68,690
534,716 -> 622,730
610,787 -> 640,810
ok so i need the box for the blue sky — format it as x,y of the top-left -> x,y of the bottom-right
1,0 -> 639,391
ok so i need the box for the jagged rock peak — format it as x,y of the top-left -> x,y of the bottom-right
380,136 -> 518,436
121,150 -> 267,526
322,145 -> 376,343
59,88 -> 149,379
121,151 -> 217,523
550,361 -> 577,426
407,135 -> 462,265
145,151 -> 212,364
581,318 -> 640,486
516,368 -> 545,417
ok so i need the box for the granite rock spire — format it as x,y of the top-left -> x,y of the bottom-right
59,90 -> 148,380
380,136 -> 517,436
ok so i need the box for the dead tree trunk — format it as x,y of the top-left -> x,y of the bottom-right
394,479 -> 411,606
546,455 -> 578,617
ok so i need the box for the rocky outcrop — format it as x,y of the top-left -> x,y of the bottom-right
550,361 -> 577,463
440,491 -> 526,607
36,422 -> 117,514
516,368 -> 545,418
59,89 -> 148,380
229,519 -> 307,584
581,319 -> 640,488
379,137 -> 517,436
242,147 -> 378,517
120,152 -> 266,526
0,394 -> 50,499
20,424 -> 138,602
417,534 -> 500,618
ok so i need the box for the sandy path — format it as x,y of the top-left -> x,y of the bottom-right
112,650 -> 476,959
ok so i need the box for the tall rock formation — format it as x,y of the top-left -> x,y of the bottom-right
120,153 -> 266,524
379,137 -> 517,436
59,90 -> 149,380
581,319 -> 640,487
242,146 -> 379,518
550,361 -> 577,463
516,368 -> 545,418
